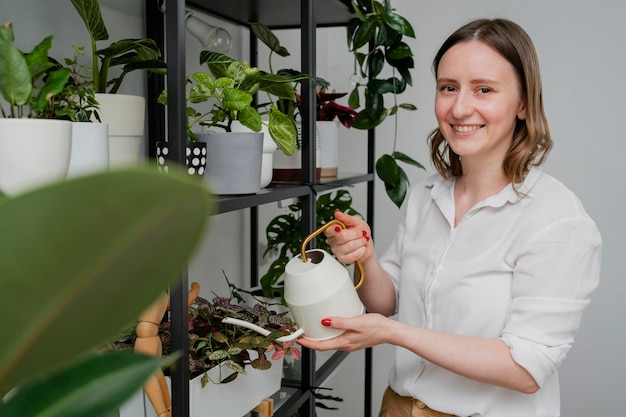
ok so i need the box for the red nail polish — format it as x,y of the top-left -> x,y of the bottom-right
334,226 -> 341,233
365,236 -> 370,242
362,230 -> 367,237
321,318 -> 332,327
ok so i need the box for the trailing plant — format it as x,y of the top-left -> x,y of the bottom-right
109,275 -> 300,386
39,45 -> 101,122
343,0 -> 425,207
70,0 -> 166,93
0,22 -> 70,118
260,190 -> 362,302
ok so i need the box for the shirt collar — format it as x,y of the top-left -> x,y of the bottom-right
427,166 -> 544,209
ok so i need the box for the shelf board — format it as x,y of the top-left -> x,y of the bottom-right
213,172 -> 374,214
186,0 -> 355,28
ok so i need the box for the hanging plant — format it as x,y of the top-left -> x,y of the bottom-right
344,0 -> 425,207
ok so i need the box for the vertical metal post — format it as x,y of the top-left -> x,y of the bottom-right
165,1 -> 189,416
301,0 -> 317,416
145,0 -> 165,161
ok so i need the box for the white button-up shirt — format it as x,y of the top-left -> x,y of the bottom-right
379,168 -> 602,417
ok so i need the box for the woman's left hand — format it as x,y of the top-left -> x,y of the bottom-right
296,313 -> 391,352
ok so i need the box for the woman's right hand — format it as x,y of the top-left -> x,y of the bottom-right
324,210 -> 373,264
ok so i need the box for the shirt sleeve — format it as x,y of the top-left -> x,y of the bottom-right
379,221 -> 404,315
500,215 -> 602,387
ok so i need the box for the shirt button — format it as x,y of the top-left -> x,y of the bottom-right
416,400 -> 427,409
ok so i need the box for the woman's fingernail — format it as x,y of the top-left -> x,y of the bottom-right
365,236 -> 370,242
334,226 -> 341,233
321,318 -> 332,327
362,230 -> 367,237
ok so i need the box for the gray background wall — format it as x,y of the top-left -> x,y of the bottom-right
3,1 -> 624,415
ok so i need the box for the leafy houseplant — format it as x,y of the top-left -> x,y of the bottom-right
110,277 -> 300,386
261,190 -> 362,301
196,51 -> 298,156
0,168 -> 211,416
40,45 -> 101,122
0,22 -> 70,118
343,0 -> 425,207
70,0 -> 166,94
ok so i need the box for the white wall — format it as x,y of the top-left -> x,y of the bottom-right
3,1 -> 624,416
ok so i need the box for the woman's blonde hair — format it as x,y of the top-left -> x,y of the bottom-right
429,18 -> 552,183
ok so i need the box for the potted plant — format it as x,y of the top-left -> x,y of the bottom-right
250,22 -> 360,180
113,278 -> 301,417
310,86 -> 358,177
260,189 -> 362,302
160,53 -> 297,194
69,0 -> 167,167
40,45 -> 110,178
0,21 -> 73,195
342,0 -> 425,207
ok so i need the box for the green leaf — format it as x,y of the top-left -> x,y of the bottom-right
268,108 -> 297,155
393,151 -> 426,170
382,11 -> 415,38
250,22 -> 290,57
386,41 -> 413,60
31,68 -> 71,114
369,49 -> 385,78
351,108 -> 388,130
375,154 -> 401,186
70,0 -> 109,42
222,87 -> 253,111
0,169 -> 211,392
0,351 -> 173,417
351,16 -> 378,50
0,23 -> 31,107
237,105 -> 263,132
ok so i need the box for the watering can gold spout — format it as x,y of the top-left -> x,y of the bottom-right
283,219 -> 365,341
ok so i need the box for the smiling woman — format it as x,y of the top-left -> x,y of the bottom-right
297,18 -> 601,417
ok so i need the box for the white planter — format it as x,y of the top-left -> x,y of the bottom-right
272,121 -> 321,183
199,131 -> 263,195
317,120 -> 339,178
94,93 -> 145,168
119,354 -> 283,417
0,119 -> 72,195
67,122 -> 109,178
229,121 -> 275,188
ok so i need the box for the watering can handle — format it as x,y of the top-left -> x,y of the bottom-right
300,219 -> 365,290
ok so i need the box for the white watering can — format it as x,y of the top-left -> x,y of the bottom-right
282,219 -> 365,340
222,220 -> 364,342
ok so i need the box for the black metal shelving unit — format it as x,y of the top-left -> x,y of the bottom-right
146,1 -> 375,416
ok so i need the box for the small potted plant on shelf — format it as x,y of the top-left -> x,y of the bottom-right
309,86 -> 358,177
112,278 -> 301,417
159,52 -> 297,194
69,0 -> 167,167
40,45 -> 110,178
261,189 -> 362,302
340,0 -> 425,207
0,21 -> 73,195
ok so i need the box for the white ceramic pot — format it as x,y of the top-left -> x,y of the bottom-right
119,354 -> 284,417
317,120 -> 339,178
199,131 -> 263,195
229,121 -> 275,188
0,119 -> 72,195
67,122 -> 109,178
272,121 -> 321,183
94,93 -> 145,168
